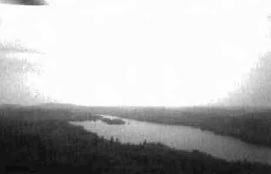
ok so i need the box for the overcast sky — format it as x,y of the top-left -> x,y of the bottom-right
0,0 -> 271,107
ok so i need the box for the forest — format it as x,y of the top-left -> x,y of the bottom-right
0,105 -> 271,174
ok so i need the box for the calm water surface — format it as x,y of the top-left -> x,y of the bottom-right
70,115 -> 271,165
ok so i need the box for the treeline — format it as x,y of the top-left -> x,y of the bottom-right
0,106 -> 271,174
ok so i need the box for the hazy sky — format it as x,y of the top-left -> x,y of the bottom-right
0,0 -> 271,106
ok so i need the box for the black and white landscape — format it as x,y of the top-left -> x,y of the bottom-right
0,0 -> 271,173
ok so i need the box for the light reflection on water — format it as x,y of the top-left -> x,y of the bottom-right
70,115 -> 271,165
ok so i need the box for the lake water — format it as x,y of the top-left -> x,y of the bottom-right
70,115 -> 271,165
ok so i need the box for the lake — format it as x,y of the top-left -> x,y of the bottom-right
70,115 -> 271,165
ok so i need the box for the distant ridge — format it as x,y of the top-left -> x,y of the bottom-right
31,102 -> 92,112
24,102 -> 271,111
2,102 -> 271,116
37,102 -> 80,108
0,104 -> 22,108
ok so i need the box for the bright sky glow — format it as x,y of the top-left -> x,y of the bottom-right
0,0 -> 271,106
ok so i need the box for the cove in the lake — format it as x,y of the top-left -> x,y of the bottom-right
70,115 -> 271,165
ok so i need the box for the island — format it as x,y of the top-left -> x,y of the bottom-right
100,117 -> 125,125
